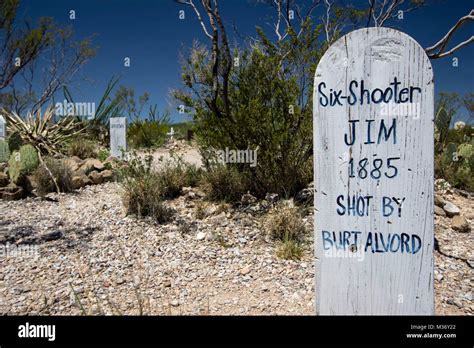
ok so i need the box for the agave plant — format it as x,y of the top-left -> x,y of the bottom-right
63,76 -> 122,144
1,106 -> 86,155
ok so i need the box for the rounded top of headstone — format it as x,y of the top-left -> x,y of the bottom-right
315,27 -> 433,81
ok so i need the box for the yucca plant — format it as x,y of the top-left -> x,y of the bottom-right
1,106 -> 86,155
63,76 -> 122,145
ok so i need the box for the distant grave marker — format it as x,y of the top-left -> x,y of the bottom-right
110,117 -> 127,159
167,127 -> 176,141
313,28 -> 434,315
0,115 -> 5,141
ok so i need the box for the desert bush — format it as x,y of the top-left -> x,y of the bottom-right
276,239 -> 304,260
67,138 -> 97,159
2,106 -> 86,155
117,154 -> 173,223
33,157 -> 73,195
435,125 -> 473,191
8,144 -> 40,183
174,23 -> 319,199
173,156 -> 202,188
266,203 -> 307,260
157,162 -> 184,199
194,201 -> 207,220
97,149 -> 110,162
201,164 -> 249,203
128,120 -> 168,149
154,156 -> 202,198
0,140 -> 10,162
265,203 -> 306,242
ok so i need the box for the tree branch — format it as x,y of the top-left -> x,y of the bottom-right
426,10 -> 474,58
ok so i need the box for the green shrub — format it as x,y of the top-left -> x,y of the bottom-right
435,125 -> 474,191
128,120 -> 168,149
0,141 -> 10,162
8,144 -> 40,183
158,163 -> 186,199
67,138 -> 97,159
117,154 -> 174,223
276,239 -> 304,260
33,157 -> 73,195
265,204 -> 306,242
201,164 -> 249,203
97,149 -> 110,162
156,156 -> 203,199
194,201 -> 207,220
174,27 -> 318,198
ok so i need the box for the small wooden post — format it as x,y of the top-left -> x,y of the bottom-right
110,117 -> 127,159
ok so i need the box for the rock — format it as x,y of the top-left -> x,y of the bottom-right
82,175 -> 93,186
196,232 -> 206,241
447,298 -> 463,308
240,266 -> 251,275
434,194 -> 446,207
81,159 -> 104,173
241,193 -> 257,205
443,202 -> 460,217
1,183 -> 24,200
265,193 -> 279,203
434,205 -> 446,217
88,171 -> 104,185
295,182 -> 314,204
64,158 -> 80,172
100,170 -> 114,182
0,172 -> 9,187
205,205 -> 217,216
435,178 -> 451,192
71,176 -> 85,190
41,231 -> 63,242
451,216 -> 471,233
170,299 -> 179,307
103,156 -> 121,170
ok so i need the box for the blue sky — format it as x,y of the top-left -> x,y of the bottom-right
18,0 -> 474,123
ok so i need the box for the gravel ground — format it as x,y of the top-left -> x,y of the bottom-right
0,181 -> 472,315
0,183 -> 314,315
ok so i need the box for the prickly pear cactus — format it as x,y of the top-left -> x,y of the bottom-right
443,142 -> 458,165
8,144 -> 39,183
0,140 -> 9,163
457,143 -> 473,160
19,144 -> 39,173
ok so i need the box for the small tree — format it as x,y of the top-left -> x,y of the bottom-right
0,0 -> 96,115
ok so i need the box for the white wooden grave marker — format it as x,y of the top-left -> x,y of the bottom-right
0,115 -> 6,141
110,117 -> 127,159
313,28 -> 434,315
167,127 -> 176,140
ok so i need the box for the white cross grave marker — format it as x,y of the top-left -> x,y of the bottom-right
167,127 -> 176,141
